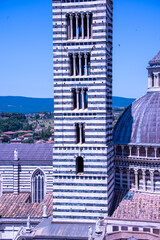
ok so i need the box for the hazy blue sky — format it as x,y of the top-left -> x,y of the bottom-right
0,0 -> 160,98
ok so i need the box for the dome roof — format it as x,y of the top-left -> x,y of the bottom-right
113,92 -> 160,145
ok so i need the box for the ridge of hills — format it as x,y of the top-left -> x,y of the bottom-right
0,96 -> 136,113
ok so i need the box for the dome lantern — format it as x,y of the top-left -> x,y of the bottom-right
147,51 -> 160,92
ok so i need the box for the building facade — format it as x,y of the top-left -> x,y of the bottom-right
53,0 -> 114,222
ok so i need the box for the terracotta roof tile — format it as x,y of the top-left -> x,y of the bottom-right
111,190 -> 160,221
0,192 -> 52,218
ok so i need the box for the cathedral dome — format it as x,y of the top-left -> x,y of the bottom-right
114,51 -> 160,146
113,91 -> 160,145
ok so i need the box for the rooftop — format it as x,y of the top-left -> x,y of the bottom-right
0,192 -> 52,218
149,51 -> 160,65
111,190 -> 160,222
0,143 -> 53,164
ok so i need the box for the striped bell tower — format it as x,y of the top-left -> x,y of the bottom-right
53,0 -> 114,222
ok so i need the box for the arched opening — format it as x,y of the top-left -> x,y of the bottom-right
138,169 -> 143,190
145,170 -> 151,191
148,147 -> 154,157
32,169 -> 45,203
154,171 -> 160,192
124,146 -> 129,156
139,146 -> 146,157
76,156 -> 84,174
115,167 -> 120,189
116,146 -> 122,156
131,146 -> 137,156
122,168 -> 127,188
130,169 -> 135,189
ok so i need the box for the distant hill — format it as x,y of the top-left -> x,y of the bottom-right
113,96 -> 136,108
0,96 -> 135,113
0,96 -> 54,113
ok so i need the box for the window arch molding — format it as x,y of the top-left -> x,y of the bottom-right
31,168 -> 46,203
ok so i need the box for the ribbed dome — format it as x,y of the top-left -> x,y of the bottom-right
113,92 -> 160,145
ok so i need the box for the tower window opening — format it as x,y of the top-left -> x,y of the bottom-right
72,89 -> 77,109
87,54 -> 91,75
69,54 -> 73,76
67,12 -> 92,40
69,53 -> 90,76
76,54 -> 79,75
75,123 -> 85,144
82,123 -> 85,143
76,123 -> 80,143
89,14 -> 92,37
79,89 -> 82,109
73,15 -> 76,38
76,156 -> 84,174
78,15 -> 82,37
84,14 -> 87,37
67,15 -> 70,39
82,54 -> 85,75
72,88 -> 88,110
84,89 -> 88,109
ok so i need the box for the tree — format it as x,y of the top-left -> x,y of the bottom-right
22,138 -> 34,143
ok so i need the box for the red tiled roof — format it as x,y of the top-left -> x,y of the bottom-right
111,190 -> 160,221
2,131 -> 15,135
0,192 -> 52,218
16,130 -> 27,134
23,133 -> 33,137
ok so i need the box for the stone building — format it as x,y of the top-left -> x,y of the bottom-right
0,143 -> 53,239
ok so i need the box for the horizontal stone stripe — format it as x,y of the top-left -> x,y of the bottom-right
53,208 -> 107,214
53,171 -> 107,174
54,107 -> 107,110
53,195 -> 107,200
54,135 -> 107,139
54,122 -> 110,126
54,141 -> 110,145
53,164 -> 107,169
53,202 -> 107,207
52,215 -> 98,220
53,189 -> 107,193
53,129 -> 108,133
53,41 -> 107,47
53,182 -> 107,187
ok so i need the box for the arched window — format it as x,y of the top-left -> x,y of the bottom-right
32,169 -> 44,203
76,156 -> 84,173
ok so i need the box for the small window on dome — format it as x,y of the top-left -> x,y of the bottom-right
152,73 -> 154,87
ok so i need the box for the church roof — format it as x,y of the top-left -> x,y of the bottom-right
149,51 -> 160,65
113,92 -> 160,145
0,143 -> 53,165
0,192 -> 52,218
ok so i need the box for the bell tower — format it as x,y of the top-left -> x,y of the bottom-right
53,0 -> 114,222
